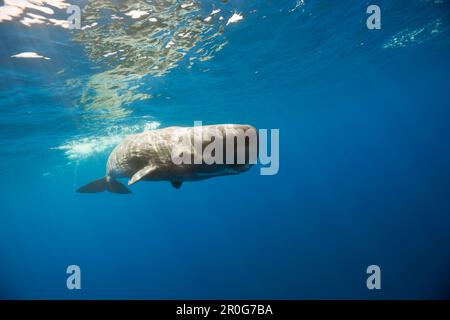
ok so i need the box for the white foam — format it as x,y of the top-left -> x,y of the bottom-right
383,19 -> 443,49
165,40 -> 175,49
11,51 -> 50,60
290,0 -> 305,12
111,14 -> 123,20
103,51 -> 117,58
181,2 -> 194,9
226,12 -> 243,26
125,10 -> 149,19
55,121 -> 161,160
0,0 -> 71,26
81,22 -> 98,30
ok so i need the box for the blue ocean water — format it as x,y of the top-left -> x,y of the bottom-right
1,0 -> 450,299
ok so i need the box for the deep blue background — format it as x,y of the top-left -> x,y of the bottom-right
1,0 -> 450,299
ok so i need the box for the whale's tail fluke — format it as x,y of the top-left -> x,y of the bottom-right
77,177 -> 131,194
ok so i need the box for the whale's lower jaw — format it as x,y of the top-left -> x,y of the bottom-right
119,161 -> 253,184
77,164 -> 252,193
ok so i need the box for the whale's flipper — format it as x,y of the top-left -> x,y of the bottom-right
128,165 -> 156,186
77,177 -> 131,194
171,181 -> 183,189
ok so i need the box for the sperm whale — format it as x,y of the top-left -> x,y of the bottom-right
77,124 -> 258,194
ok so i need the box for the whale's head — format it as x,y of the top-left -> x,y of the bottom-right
170,124 -> 258,176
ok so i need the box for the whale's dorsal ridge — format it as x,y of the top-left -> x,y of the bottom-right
128,165 -> 157,186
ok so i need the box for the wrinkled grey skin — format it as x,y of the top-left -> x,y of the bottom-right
78,124 -> 257,193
